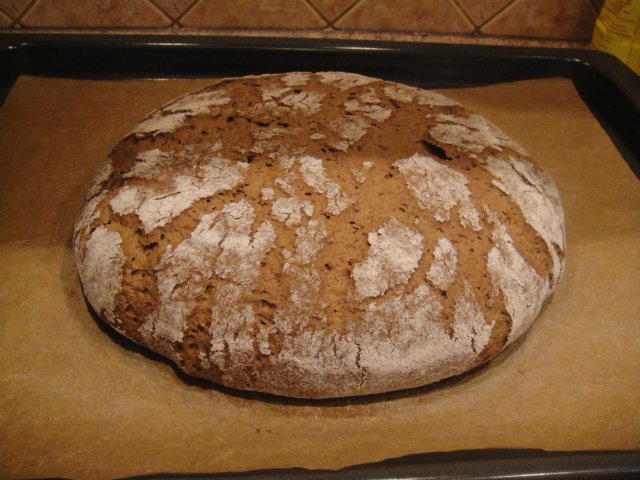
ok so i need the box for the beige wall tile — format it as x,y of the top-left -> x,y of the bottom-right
152,0 -> 195,19
0,8 -> 12,25
21,0 -> 171,27
0,0 -> 601,46
336,0 -> 475,34
481,0 -> 598,40
0,0 -> 33,19
455,0 -> 514,27
308,0 -> 356,22
180,0 -> 326,29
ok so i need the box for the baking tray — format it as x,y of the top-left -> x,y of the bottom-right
0,34 -> 639,480
1,34 -> 639,178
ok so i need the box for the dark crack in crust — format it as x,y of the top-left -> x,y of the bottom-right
73,72 -> 566,399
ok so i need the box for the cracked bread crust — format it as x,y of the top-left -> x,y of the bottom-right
73,72 -> 566,399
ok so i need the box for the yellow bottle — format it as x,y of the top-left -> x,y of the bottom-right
592,0 -> 640,75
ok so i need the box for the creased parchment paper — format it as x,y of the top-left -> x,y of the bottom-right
1,76 -> 638,479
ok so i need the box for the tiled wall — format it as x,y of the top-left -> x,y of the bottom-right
0,0 -> 604,47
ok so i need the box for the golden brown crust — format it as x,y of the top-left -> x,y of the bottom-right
74,72 -> 565,399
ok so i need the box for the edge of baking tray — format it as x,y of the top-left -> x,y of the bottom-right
0,35 -> 639,479
1,34 -> 638,177
132,450 -> 640,480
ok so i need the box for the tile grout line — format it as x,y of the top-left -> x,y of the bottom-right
142,0 -> 176,27
147,0 -> 179,27
586,0 -> 599,15
475,0 -> 518,33
9,0 -> 39,28
175,0 -> 201,27
0,4 -> 15,23
302,0 -> 332,29
0,26 -> 595,48
587,0 -> 602,14
480,32 -> 594,42
330,0 -> 364,30
476,12 -> 597,44
450,0 -> 480,34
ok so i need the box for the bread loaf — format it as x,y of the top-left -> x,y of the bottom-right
73,72 -> 566,398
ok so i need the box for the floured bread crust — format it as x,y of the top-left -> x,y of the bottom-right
74,72 -> 566,399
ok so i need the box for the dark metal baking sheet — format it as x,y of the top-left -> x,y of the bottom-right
1,34 -> 639,178
0,34 -> 638,479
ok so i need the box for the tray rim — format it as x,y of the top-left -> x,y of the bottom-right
2,33 -> 638,178
0,34 -> 638,480
0,32 -> 638,85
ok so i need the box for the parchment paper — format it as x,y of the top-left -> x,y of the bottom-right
1,76 -> 639,479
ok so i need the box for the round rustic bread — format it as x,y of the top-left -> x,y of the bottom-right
74,72 -> 566,399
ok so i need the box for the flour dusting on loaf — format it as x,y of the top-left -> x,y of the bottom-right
78,226 -> 125,324
427,238 -> 458,290
394,153 -> 482,230
352,218 -> 424,299
74,72 -> 566,398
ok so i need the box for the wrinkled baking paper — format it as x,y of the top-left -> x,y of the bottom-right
1,76 -> 638,479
